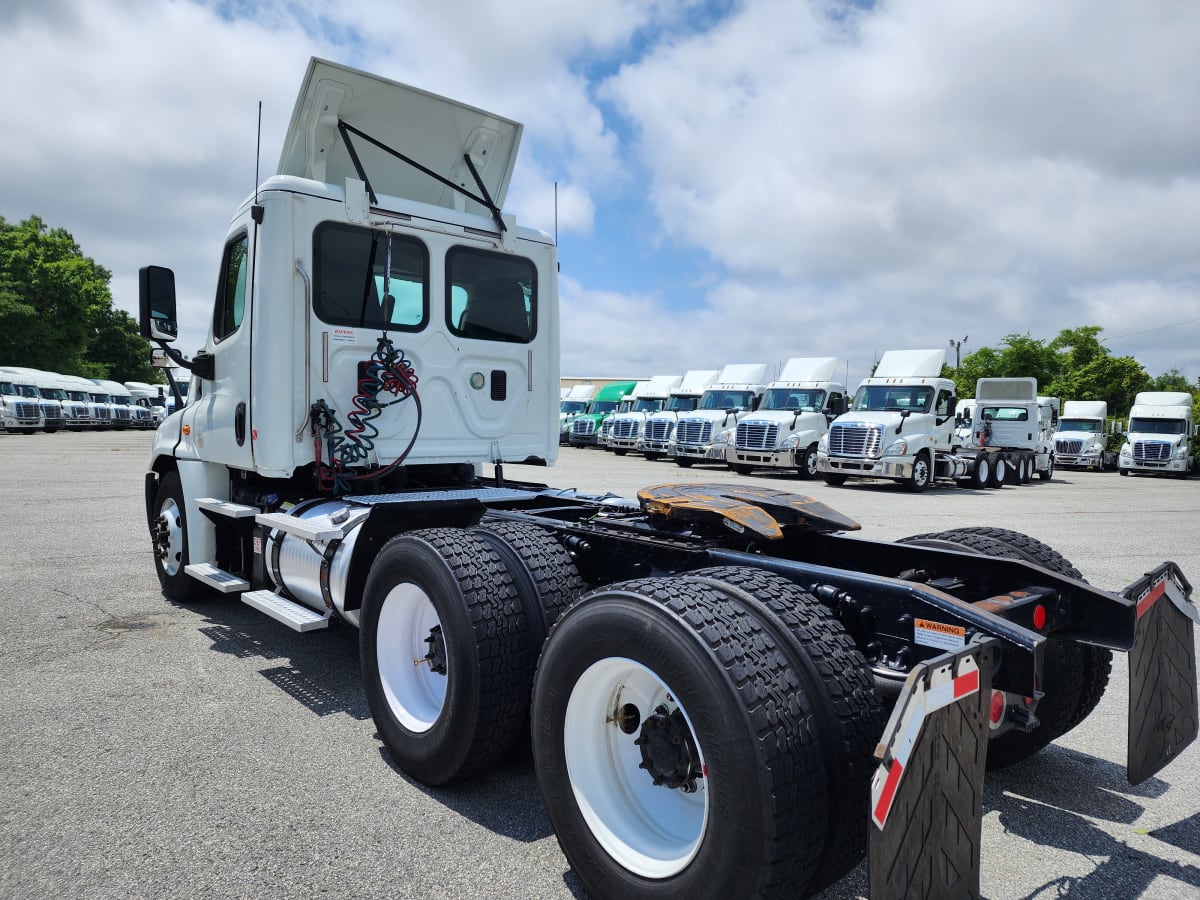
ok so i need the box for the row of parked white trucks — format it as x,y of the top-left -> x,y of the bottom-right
572,351 -> 1196,488
0,366 -> 179,433
138,59 -> 1196,900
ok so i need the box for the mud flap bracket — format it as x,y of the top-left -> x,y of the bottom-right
868,639 -> 996,900
1127,563 -> 1198,785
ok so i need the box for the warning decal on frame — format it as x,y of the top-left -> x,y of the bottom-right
331,328 -> 357,345
914,618 -> 966,652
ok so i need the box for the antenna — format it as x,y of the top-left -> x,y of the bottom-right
252,101 -> 264,224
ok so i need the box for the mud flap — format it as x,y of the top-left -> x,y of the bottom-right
868,640 -> 997,900
1127,563 -> 1198,785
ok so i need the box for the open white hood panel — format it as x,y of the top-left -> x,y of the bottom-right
277,58 -> 522,216
778,357 -> 840,383
873,349 -> 947,379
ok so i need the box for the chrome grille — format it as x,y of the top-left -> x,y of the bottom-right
610,419 -> 640,439
828,423 -> 883,457
645,420 -> 673,443
1055,439 -> 1084,455
93,408 -> 111,421
15,402 -> 38,418
571,418 -> 596,436
114,408 -> 132,422
40,403 -> 64,426
1133,441 -> 1170,463
735,422 -> 779,451
675,420 -> 713,446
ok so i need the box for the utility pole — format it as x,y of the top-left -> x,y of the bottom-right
949,335 -> 968,369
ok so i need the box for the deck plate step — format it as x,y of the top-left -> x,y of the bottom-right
196,498 -> 258,518
255,511 -> 351,542
185,563 -> 250,593
242,590 -> 331,632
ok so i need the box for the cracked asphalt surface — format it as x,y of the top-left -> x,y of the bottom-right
1,431 -> 1197,898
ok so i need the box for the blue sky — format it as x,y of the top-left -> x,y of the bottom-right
3,0 -> 1197,390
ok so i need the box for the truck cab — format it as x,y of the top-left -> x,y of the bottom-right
1054,400 -> 1114,470
0,371 -> 43,433
817,349 -> 956,490
726,357 -> 846,478
1119,391 -> 1195,478
558,384 -> 595,444
0,367 -> 62,433
672,363 -> 768,467
605,375 -> 683,455
568,381 -> 637,447
640,369 -> 719,460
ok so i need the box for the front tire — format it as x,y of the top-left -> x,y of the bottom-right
150,471 -> 208,603
533,578 -> 827,898
823,473 -> 848,486
360,528 -> 532,786
797,444 -> 819,479
1039,456 -> 1054,481
904,451 -> 932,492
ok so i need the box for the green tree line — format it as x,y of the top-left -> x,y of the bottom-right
0,215 -> 160,384
947,326 -> 1199,415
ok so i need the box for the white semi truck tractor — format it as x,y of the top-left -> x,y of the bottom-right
137,58 -> 1198,900
1119,391 -> 1195,478
1054,400 -> 1116,471
726,357 -> 847,478
606,374 -> 683,455
639,368 -> 719,460
671,363 -> 768,467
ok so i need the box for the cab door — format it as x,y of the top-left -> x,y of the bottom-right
183,229 -> 255,471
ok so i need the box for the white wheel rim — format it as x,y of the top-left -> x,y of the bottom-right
564,657 -> 708,879
376,583 -> 447,733
978,459 -> 990,483
158,497 -> 184,576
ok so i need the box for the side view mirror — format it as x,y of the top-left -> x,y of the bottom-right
946,397 -> 958,417
139,266 -> 179,342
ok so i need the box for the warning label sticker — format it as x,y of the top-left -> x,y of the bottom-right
914,618 -> 966,652
331,328 -> 356,345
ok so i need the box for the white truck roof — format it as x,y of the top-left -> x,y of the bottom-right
975,377 -> 1038,403
675,370 -> 720,395
775,357 -> 841,385
565,384 -> 596,401
713,363 -> 767,386
278,58 -> 522,215
631,375 -> 684,399
1132,391 -> 1193,409
872,349 -> 947,379
1062,400 -> 1107,418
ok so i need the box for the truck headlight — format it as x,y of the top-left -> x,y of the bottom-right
713,429 -> 733,445
818,434 -> 829,451
884,439 -> 908,456
779,433 -> 800,450
1120,444 -> 1132,458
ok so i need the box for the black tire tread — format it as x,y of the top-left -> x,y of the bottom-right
685,566 -> 883,893
472,518 -> 586,634
549,576 -> 828,899
898,526 -> 1112,769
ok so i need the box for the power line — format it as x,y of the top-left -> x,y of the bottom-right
1101,316 -> 1200,342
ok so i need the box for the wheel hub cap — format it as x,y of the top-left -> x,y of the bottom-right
635,705 -> 702,791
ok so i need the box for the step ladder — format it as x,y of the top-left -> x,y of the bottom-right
241,590 -> 331,632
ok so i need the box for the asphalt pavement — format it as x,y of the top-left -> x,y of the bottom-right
1,431 -> 1197,899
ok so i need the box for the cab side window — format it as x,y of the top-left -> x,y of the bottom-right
446,247 -> 536,343
213,233 -> 249,342
935,390 -> 953,417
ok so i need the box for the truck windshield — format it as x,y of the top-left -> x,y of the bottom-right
698,390 -> 756,411
17,384 -> 39,398
1057,418 -> 1101,434
852,385 -> 933,413
631,398 -> 665,413
591,401 -> 619,414
761,388 -> 825,412
0,383 -> 13,396
665,395 -> 698,412
560,401 -> 588,414
1129,417 -> 1187,435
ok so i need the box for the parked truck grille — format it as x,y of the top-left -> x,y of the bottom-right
1133,441 -> 1171,463
571,418 -> 596,436
1056,439 -> 1084,455
735,422 -> 779,450
676,421 -> 713,446
828,423 -> 883,457
645,420 -> 673,443
41,404 -> 64,426
16,402 -> 38,418
115,408 -> 132,422
93,408 -> 111,421
610,419 -> 640,439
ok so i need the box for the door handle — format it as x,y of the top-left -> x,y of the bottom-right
235,402 -> 247,446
